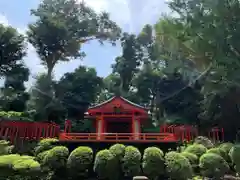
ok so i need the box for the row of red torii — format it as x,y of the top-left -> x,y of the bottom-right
0,119 -> 224,143
0,96 -> 224,143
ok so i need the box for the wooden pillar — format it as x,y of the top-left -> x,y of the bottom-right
132,112 -> 140,140
96,116 -> 104,140
134,118 -> 140,140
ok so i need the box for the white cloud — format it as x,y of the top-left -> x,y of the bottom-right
0,14 -> 9,25
81,0 -> 133,32
80,0 -> 170,33
0,1 -> 171,86
0,13 -> 45,87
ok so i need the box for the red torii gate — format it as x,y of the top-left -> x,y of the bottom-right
0,120 -> 60,143
160,124 -> 224,142
208,127 -> 224,142
0,119 -> 225,144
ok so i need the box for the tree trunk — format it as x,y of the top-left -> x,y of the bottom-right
46,61 -> 54,93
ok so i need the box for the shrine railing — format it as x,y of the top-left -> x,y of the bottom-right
59,132 -> 178,142
0,120 -> 60,143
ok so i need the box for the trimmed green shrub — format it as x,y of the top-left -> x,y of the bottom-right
0,140 -> 14,155
207,148 -> 222,156
165,151 -> 193,180
36,150 -> 50,164
0,111 -> 32,121
199,153 -> 229,179
184,144 -> 207,157
122,146 -> 141,177
109,144 -> 126,180
67,146 -> 93,178
142,147 -> 164,180
219,143 -> 234,154
94,149 -> 117,180
12,156 -> 40,173
43,146 -> 69,170
34,138 -> 59,155
219,143 -> 234,163
193,176 -> 203,180
109,143 -> 126,161
0,154 -> 41,178
181,151 -> 198,168
194,136 -> 214,149
229,144 -> 240,173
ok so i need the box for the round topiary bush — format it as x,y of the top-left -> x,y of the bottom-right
194,136 -> 214,149
43,146 -> 69,170
181,151 -> 198,168
0,154 -> 41,179
109,144 -> 126,161
36,150 -> 50,164
109,144 -> 126,180
165,151 -> 193,180
199,153 -> 229,179
142,147 -> 164,180
207,148 -> 222,156
219,143 -> 234,163
0,140 -> 14,155
0,154 -> 21,176
34,138 -> 59,155
184,144 -> 207,157
219,143 -> 234,154
94,149 -> 117,180
67,146 -> 93,178
12,156 -> 41,173
229,144 -> 240,173
122,146 -> 141,177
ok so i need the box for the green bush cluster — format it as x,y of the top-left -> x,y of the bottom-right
142,147 -> 165,179
94,149 -> 117,180
184,143 -> 207,157
1,137 -> 240,180
199,153 -> 229,179
229,144 -> 240,174
0,140 -> 41,179
0,111 -> 32,121
67,146 -> 93,178
165,151 -> 193,180
194,136 -> 214,149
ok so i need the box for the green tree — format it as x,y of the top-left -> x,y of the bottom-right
167,0 -> 240,139
96,73 -> 121,103
0,24 -> 26,77
27,0 -> 121,88
55,66 -> 103,119
0,64 -> 30,112
28,73 -> 65,122
158,71 -> 203,125
112,33 -> 143,92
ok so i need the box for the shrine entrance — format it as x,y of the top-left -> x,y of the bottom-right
104,117 -> 132,133
85,96 -> 150,139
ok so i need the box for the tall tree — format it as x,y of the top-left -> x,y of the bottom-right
112,33 -> 143,92
28,73 -> 65,122
0,24 -> 26,77
27,0 -> 121,86
55,66 -> 103,119
0,64 -> 30,112
167,0 -> 240,138
168,0 -> 240,87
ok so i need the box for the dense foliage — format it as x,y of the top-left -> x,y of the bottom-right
1,0 -> 240,178
0,0 -> 239,138
0,137 -> 239,179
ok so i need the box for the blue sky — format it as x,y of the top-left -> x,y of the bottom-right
0,0 -> 170,85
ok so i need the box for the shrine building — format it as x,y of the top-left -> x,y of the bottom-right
85,96 -> 149,139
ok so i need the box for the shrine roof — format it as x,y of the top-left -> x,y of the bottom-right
88,96 -> 147,111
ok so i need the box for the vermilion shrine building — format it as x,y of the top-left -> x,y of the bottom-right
86,96 -> 148,139
0,96 -> 224,144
